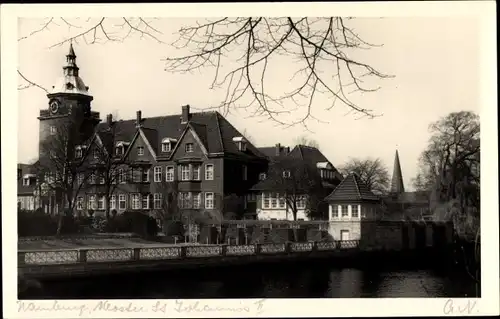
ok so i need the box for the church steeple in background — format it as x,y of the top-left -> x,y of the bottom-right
390,149 -> 405,193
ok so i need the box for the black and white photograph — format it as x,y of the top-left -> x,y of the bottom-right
2,2 -> 498,317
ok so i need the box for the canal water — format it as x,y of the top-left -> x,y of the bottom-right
23,260 -> 479,299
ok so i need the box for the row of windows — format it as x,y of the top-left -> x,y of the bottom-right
331,205 -> 360,218
76,192 -> 215,211
261,193 -> 307,210
136,143 -> 194,157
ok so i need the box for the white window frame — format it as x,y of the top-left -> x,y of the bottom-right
97,196 -> 105,210
162,142 -> 171,152
205,164 -> 214,180
259,173 -> 266,180
131,194 -> 141,210
192,164 -> 201,181
98,172 -> 105,184
119,194 -> 126,210
23,178 -> 30,186
351,204 -> 359,218
89,173 -> 96,185
185,143 -> 194,153
283,170 -> 291,178
341,204 -> 349,217
296,195 -> 307,209
178,192 -> 191,209
154,193 -> 162,209
165,166 -> 174,181
204,192 -> 214,209
50,125 -> 57,135
331,205 -> 339,218
88,195 -> 96,210
75,148 -> 83,158
242,165 -> 247,181
142,194 -> 150,210
143,168 -> 150,182
153,166 -> 162,182
93,148 -> 100,160
110,195 -> 116,210
262,193 -> 270,209
192,192 -> 201,209
76,196 -> 84,210
119,169 -> 126,184
115,146 -> 124,156
137,146 -> 144,156
181,164 -> 190,181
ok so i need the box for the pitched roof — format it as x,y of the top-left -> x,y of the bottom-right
96,111 -> 266,160
325,172 -> 380,202
390,149 -> 405,193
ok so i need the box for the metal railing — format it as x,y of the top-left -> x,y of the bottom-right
18,240 -> 360,266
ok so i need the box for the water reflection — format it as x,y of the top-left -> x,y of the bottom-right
29,263 -> 478,299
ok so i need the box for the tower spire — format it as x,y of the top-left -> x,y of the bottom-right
390,149 -> 405,193
63,42 -> 79,77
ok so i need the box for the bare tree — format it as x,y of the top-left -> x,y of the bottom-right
88,114 -> 132,221
19,17 -> 391,127
266,158 -> 323,222
241,128 -> 256,145
34,119 -> 93,234
294,135 -> 321,149
339,157 -> 390,194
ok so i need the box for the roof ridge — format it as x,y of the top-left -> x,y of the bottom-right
214,112 -> 225,152
351,173 -> 362,200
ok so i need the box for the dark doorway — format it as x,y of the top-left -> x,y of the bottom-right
402,224 -> 410,250
414,223 -> 426,249
433,224 -> 447,249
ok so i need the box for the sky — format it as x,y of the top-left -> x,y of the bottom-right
17,17 -> 481,191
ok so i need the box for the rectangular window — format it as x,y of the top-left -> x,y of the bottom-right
283,170 -> 291,178
119,169 -> 126,184
205,192 -> 214,209
271,193 -> 278,209
192,164 -> 201,180
115,146 -> 123,156
185,143 -> 194,152
192,192 -> 201,209
181,165 -> 190,181
205,164 -> 214,180
242,165 -> 247,181
110,195 -> 116,210
178,192 -> 191,209
23,178 -> 29,186
154,193 -> 162,209
50,125 -> 57,135
137,146 -> 144,156
166,166 -> 174,181
76,197 -> 84,210
75,148 -> 83,158
119,194 -> 126,210
259,173 -> 266,180
143,168 -> 150,182
142,194 -> 149,210
98,172 -> 105,184
89,173 -> 96,185
351,205 -> 359,218
98,196 -> 105,210
341,205 -> 349,217
153,166 -> 162,182
132,168 -> 142,183
93,148 -> 100,160
88,195 -> 96,210
262,193 -> 270,209
131,194 -> 141,210
278,194 -> 286,209
297,195 -> 306,209
331,205 -> 339,218
162,142 -> 171,152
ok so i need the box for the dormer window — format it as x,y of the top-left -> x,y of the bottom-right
23,178 -> 30,186
283,170 -> 291,178
50,125 -> 57,135
137,146 -> 144,156
75,146 -> 83,158
66,82 -> 74,90
185,143 -> 194,153
115,141 -> 130,156
161,138 -> 177,152
232,136 -> 247,152
259,173 -> 267,180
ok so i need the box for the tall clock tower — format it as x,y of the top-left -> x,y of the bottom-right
38,43 -> 100,159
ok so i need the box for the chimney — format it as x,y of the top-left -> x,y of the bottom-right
106,114 -> 113,126
285,147 -> 290,155
275,143 -> 281,156
181,105 -> 190,124
136,110 -> 142,128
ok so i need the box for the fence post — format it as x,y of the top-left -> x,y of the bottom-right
181,246 -> 187,259
133,247 -> 141,261
78,249 -> 87,263
255,243 -> 261,255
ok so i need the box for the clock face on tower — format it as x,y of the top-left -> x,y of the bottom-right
49,100 -> 59,114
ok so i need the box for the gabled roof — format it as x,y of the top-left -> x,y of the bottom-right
95,111 -> 266,160
325,172 -> 380,202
